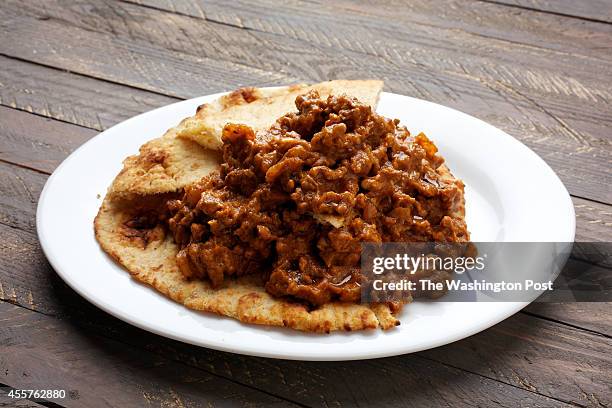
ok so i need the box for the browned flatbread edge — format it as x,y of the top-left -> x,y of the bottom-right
108,127 -> 222,200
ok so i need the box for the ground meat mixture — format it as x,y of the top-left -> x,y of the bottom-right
166,91 -> 469,306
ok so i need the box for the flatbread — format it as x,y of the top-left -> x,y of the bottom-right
108,127 -> 221,199
108,81 -> 382,198
177,80 -> 384,150
94,195 -> 400,332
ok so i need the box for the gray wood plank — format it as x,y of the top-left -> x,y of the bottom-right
524,302 -> 612,337
487,0 -> 612,23
1,0 -> 611,203
0,2 -> 299,99
130,0 -> 612,60
0,55 -> 178,131
0,105 -> 97,174
420,311 -> 612,407
0,302 -> 297,408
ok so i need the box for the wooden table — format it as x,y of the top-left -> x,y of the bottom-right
1,1 -> 610,406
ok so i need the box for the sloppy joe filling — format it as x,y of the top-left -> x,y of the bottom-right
166,91 -> 469,306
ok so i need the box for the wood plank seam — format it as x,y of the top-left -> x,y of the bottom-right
521,310 -> 612,340
477,0 -> 612,25
0,52 -> 184,103
0,298 -> 51,317
0,156 -> 54,177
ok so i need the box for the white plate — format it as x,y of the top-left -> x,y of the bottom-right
37,91 -> 575,361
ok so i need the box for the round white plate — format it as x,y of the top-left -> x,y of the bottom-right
37,91 -> 575,361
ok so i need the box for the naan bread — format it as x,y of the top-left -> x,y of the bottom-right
177,80 -> 384,149
108,128 -> 221,199
94,195 -> 399,332
108,81 -> 382,198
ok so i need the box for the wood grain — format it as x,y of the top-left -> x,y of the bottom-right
131,0 -> 612,61
0,105 -> 96,174
0,55 -> 178,131
119,0 -> 612,146
3,302 -> 577,408
573,197 -> 612,242
1,0 -> 610,203
0,3 -> 299,99
0,303 -> 298,408
421,312 -> 612,407
487,0 -> 612,23
524,302 -> 612,337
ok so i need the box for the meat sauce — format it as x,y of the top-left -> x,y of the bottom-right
166,91 -> 469,306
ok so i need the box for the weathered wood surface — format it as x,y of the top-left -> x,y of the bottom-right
1,0 -> 610,203
0,0 -> 610,407
0,303 -> 297,408
129,0 -> 612,61
121,0 -> 612,143
0,55 -> 178,131
488,0 -> 612,23
524,302 -> 612,338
